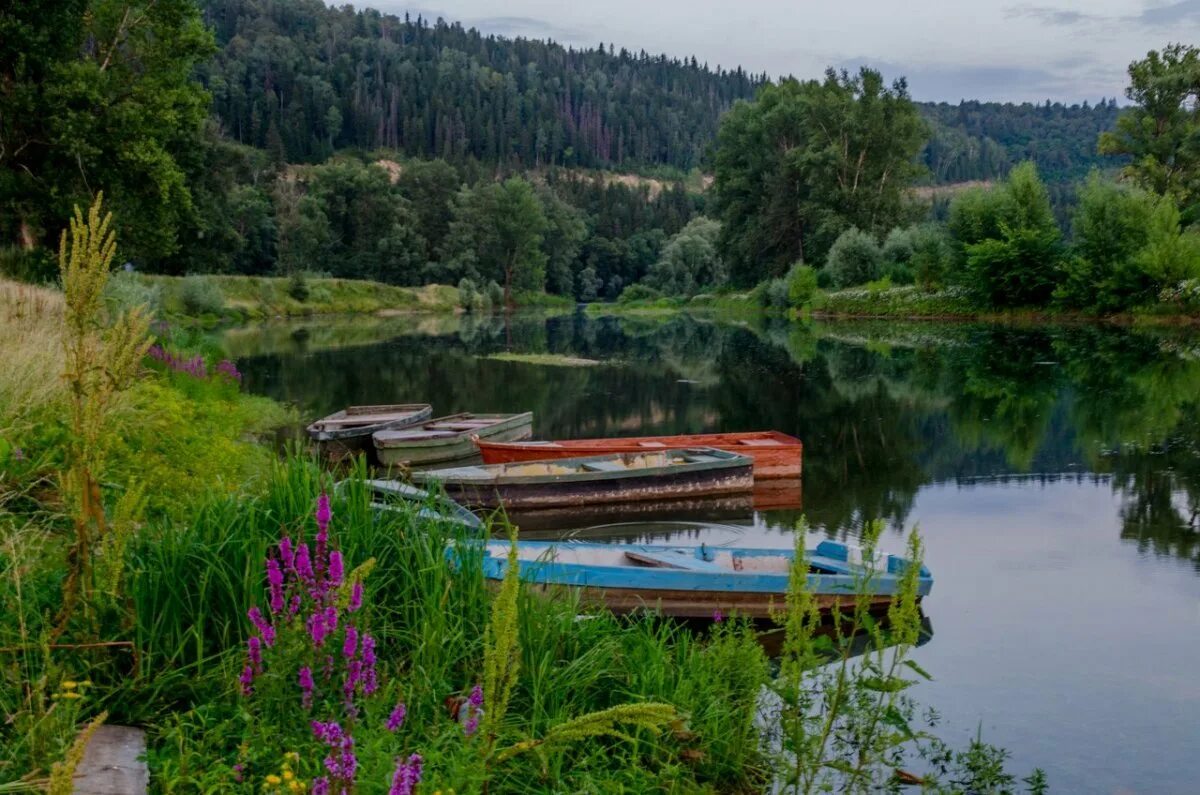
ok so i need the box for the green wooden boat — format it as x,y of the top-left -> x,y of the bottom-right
372,412 -> 533,467
411,447 -> 753,509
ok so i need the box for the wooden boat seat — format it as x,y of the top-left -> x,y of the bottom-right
624,549 -> 727,572
808,555 -> 861,574
738,438 -> 783,446
581,460 -> 626,472
637,441 -> 667,447
379,430 -> 458,440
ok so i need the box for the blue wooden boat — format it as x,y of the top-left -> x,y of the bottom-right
362,479 -> 483,531
453,539 -> 932,620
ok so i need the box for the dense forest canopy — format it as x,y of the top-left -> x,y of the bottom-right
198,0 -> 1119,184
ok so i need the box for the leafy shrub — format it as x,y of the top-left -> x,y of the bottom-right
104,271 -> 161,316
576,266 -> 602,302
764,277 -> 790,310
785,263 -> 819,307
826,228 -> 883,288
485,280 -> 504,308
287,271 -> 310,302
178,275 -> 225,316
458,277 -> 479,312
617,284 -> 663,303
646,216 -> 726,297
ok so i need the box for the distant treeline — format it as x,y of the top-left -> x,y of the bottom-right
200,0 -> 1120,184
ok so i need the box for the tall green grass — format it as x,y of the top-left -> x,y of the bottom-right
123,457 -> 769,792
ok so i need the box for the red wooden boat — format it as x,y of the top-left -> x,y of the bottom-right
476,431 -> 802,479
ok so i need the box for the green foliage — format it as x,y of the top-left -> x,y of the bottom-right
1098,44 -> 1200,219
444,178 -> 548,305
537,189 -> 588,296
104,271 -> 162,317
814,285 -> 974,317
762,278 -> 791,310
921,99 -> 1121,185
645,216 -> 726,296
786,263 -> 820,307
1057,175 -> 1157,311
713,69 -> 926,285
827,228 -> 885,288
302,159 -> 425,285
286,271 -> 309,303
950,162 -> 1064,307
482,525 -> 522,756
0,0 -> 214,262
177,275 -> 225,316
576,266 -> 602,302
617,284 -> 663,303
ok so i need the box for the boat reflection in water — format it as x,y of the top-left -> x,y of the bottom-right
507,480 -> 802,536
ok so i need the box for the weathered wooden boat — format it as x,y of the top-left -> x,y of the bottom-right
454,539 -> 932,620
307,404 -> 432,461
372,412 -> 533,467
412,448 -> 753,510
361,479 -> 483,532
475,430 -> 803,479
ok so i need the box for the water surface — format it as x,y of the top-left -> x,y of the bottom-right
221,312 -> 1200,793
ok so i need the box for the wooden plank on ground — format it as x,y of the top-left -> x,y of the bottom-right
73,725 -> 147,795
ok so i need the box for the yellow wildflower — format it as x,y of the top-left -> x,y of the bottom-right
265,774 -> 282,785
61,692 -> 83,700
282,770 -> 294,782
61,681 -> 78,690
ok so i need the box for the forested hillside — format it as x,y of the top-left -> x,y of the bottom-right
200,0 -> 763,171
200,0 -> 1120,184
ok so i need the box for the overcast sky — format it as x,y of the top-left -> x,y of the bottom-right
358,0 -> 1200,104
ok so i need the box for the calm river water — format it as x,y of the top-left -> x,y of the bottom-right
220,311 -> 1200,793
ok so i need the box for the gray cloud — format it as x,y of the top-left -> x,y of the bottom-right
1139,0 -> 1200,25
1006,0 -> 1200,27
1004,5 -> 1101,25
467,16 -> 591,44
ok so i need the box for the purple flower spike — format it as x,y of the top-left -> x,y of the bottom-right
463,683 -> 483,737
299,666 -> 315,710
348,581 -> 363,613
342,625 -> 358,660
279,536 -> 296,571
296,543 -> 314,583
239,664 -> 254,696
247,606 -> 275,645
267,558 -> 285,614
361,634 -> 377,695
328,550 -> 344,588
311,777 -> 330,795
316,493 -> 332,534
247,635 -> 262,669
712,609 -> 725,623
388,754 -> 423,795
386,703 -> 406,732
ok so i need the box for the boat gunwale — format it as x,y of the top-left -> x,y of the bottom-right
373,412 -> 533,450
458,540 -> 932,596
307,403 -> 432,441
411,447 -> 752,487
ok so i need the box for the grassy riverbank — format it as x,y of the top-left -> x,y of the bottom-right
589,283 -> 1200,326
136,274 -> 461,322
125,274 -> 575,323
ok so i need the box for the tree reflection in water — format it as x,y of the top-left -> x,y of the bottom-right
223,312 -> 1200,568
